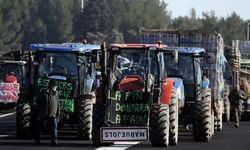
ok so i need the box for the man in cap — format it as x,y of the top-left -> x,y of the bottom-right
35,80 -> 60,146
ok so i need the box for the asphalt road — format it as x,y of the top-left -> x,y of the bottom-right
0,112 -> 250,150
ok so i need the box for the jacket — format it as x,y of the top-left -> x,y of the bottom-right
37,88 -> 60,118
228,89 -> 245,106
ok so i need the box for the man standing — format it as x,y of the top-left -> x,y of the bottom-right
228,85 -> 246,128
35,80 -> 60,146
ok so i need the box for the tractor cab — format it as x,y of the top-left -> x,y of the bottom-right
162,47 -> 205,99
108,44 -> 164,92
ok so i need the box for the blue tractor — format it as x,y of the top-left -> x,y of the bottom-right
162,47 -> 214,142
16,43 -> 100,139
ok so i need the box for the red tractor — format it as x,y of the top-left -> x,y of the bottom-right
92,43 -> 179,147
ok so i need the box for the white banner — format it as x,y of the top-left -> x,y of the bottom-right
0,83 -> 20,103
101,127 -> 148,142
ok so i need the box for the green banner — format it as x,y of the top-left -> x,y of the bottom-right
106,90 -> 150,126
34,77 -> 75,113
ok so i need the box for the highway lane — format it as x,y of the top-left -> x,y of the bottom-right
0,113 -> 250,150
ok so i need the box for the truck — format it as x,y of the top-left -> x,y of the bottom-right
16,43 -> 100,139
92,43 -> 180,147
141,29 -> 227,137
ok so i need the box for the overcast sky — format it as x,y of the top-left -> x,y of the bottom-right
164,0 -> 249,20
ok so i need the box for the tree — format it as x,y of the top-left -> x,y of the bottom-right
78,0 -> 116,35
0,0 -> 24,55
40,0 -> 74,43
172,8 -> 202,30
201,11 -> 219,31
218,12 -> 246,45
117,0 -> 171,42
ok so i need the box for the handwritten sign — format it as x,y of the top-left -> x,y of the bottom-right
106,90 -> 150,126
34,77 -> 75,112
0,83 -> 20,103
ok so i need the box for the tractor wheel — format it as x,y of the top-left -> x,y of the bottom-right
150,104 -> 169,147
92,104 -> 107,146
193,89 -> 212,142
16,100 -> 31,139
77,95 -> 94,140
210,109 -> 215,137
223,93 -> 230,122
216,101 -> 223,131
169,89 -> 179,146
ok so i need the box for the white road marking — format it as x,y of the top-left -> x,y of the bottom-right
0,135 -> 9,138
95,142 -> 140,150
0,112 -> 15,118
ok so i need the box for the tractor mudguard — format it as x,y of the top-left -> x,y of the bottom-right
161,79 -> 174,105
168,77 -> 185,108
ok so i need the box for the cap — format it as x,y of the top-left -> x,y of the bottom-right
9,72 -> 15,75
49,80 -> 57,86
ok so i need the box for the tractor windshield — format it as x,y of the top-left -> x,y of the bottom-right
164,54 -> 194,84
37,52 -> 78,80
114,49 -> 158,80
0,63 -> 23,82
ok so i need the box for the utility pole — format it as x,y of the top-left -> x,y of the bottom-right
44,25 -> 47,43
81,0 -> 84,12
247,22 -> 250,40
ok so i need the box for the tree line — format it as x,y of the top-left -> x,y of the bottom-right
0,0 -> 248,55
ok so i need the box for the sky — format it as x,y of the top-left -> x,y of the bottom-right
164,0 -> 250,20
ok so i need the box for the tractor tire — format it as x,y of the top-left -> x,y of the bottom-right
193,89 -> 212,142
150,104 -> 169,147
16,100 -> 31,139
77,96 -> 94,140
223,92 -> 230,122
92,104 -> 107,146
210,109 -> 215,137
216,101 -> 223,131
169,89 -> 179,146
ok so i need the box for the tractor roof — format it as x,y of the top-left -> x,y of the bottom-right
110,43 -> 168,49
162,47 -> 205,55
0,60 -> 26,65
30,43 -> 100,53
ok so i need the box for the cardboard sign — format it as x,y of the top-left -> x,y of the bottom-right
106,90 -> 150,126
0,83 -> 20,103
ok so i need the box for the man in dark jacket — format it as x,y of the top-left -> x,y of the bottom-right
228,85 -> 246,128
35,80 -> 60,146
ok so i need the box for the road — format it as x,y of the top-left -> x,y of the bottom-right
0,112 -> 250,150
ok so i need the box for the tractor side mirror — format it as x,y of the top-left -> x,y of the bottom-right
207,53 -> 215,64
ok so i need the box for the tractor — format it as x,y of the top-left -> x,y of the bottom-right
0,51 -> 31,113
141,29 -> 227,133
0,59 -> 28,111
162,47 -> 214,142
92,43 -> 180,147
16,43 -> 100,139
